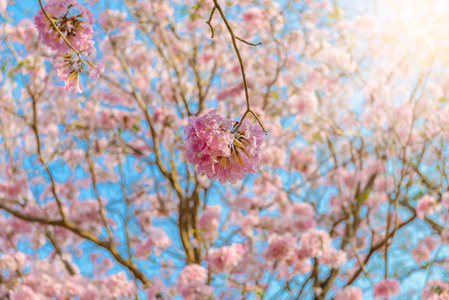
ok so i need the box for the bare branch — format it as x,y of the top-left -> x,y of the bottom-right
235,36 -> 262,46
211,0 -> 266,133
205,6 -> 216,38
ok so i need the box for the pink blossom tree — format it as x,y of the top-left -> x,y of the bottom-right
1,0 -> 449,299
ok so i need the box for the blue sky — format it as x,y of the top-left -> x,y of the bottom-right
3,0 -> 449,299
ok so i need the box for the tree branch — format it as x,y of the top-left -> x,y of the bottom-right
210,0 -> 266,133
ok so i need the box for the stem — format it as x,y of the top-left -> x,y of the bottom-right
29,88 -> 67,222
211,1 -> 266,133
205,6 -> 216,38
235,36 -> 262,46
212,0 -> 249,108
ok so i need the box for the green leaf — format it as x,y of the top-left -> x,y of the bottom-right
1,60 -> 8,73
356,188 -> 371,202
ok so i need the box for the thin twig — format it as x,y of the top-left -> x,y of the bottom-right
0,199 -> 151,286
235,36 -> 262,46
349,243 -> 374,286
118,160 -> 140,300
205,6 -> 216,38
29,88 -> 67,222
46,231 -> 76,276
84,131 -> 114,242
210,0 -> 266,133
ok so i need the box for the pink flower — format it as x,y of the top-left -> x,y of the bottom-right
373,176 -> 395,192
291,202 -> 315,217
10,286 -> 43,300
330,195 -> 352,207
412,236 -> 438,265
321,47 -> 355,72
34,0 -> 95,54
178,282 -> 214,300
135,229 -> 171,258
373,279 -> 400,299
103,272 -> 134,298
197,205 -> 221,242
199,50 -> 218,65
422,279 -> 449,299
354,15 -> 377,34
53,52 -> 103,93
286,249 -> 312,274
137,211 -> 152,229
208,243 -> 245,273
286,202 -> 316,230
98,9 -> 127,31
320,248 -> 347,269
240,215 -> 259,237
422,236 -> 439,251
184,110 -> 264,184
87,61 -> 104,79
367,193 -> 388,209
10,20 -> 39,49
232,196 -> 260,211
293,217 -> 316,231
442,192 -> 449,209
442,231 -> 449,244
298,229 -> 332,258
217,84 -> 244,101
335,286 -> 363,300
417,195 -> 437,219
143,277 -> 165,300
0,178 -> 28,198
150,229 -> 171,250
263,234 -> 296,261
53,55 -> 82,93
242,7 -> 264,32
0,0 -> 7,15
412,245 -> 431,265
177,264 -> 213,300
290,91 -> 318,115
177,264 -> 208,287
184,110 -> 233,168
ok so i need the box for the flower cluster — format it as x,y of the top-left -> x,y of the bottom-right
411,236 -> 438,265
298,229 -> 333,258
34,0 -> 102,92
422,280 -> 449,299
197,205 -> 221,242
0,0 -> 7,15
135,228 -> 171,258
373,279 -> 400,299
184,110 -> 264,184
208,243 -> 245,273
53,54 -> 103,93
335,287 -> 363,300
35,0 -> 95,54
263,234 -> 296,261
416,195 -> 439,219
176,264 -> 213,300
